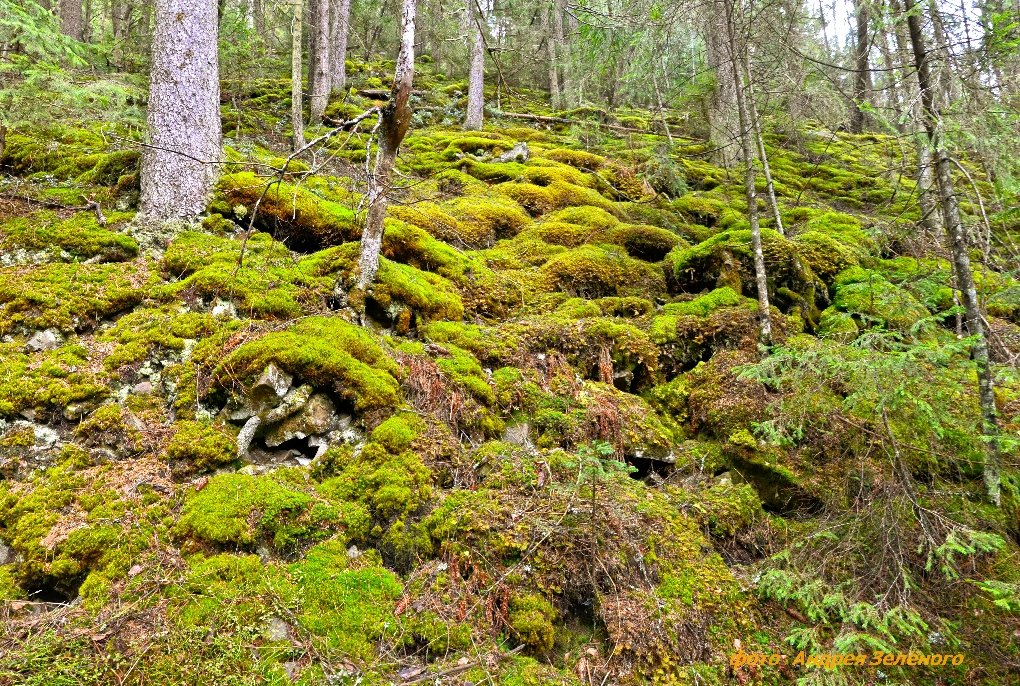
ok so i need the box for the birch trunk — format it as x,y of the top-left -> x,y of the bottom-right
464,0 -> 486,130
358,0 -> 417,287
903,0 -> 1001,505
140,0 -> 222,222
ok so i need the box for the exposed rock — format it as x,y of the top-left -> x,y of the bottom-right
262,384 -> 314,424
0,541 -> 15,565
236,415 -> 261,458
264,393 -> 338,448
503,422 -> 534,451
211,299 -> 237,319
265,616 -> 291,641
251,363 -> 292,406
25,329 -> 61,353
132,381 -> 153,394
495,141 -> 529,163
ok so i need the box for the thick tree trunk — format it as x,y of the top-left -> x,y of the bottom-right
705,0 -> 740,169
358,0 -> 417,288
291,0 -> 305,150
903,0 -> 1001,505
59,0 -> 83,40
140,0 -> 222,222
464,0 -> 487,130
725,0 -> 772,344
309,0 -> 332,125
330,0 -> 353,92
849,0 -> 871,132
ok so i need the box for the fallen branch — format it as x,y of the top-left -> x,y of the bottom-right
1,192 -> 107,226
400,645 -> 526,683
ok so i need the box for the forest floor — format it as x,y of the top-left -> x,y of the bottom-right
0,59 -> 1018,685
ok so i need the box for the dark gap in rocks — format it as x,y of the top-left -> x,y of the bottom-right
273,435 -> 320,459
626,455 -> 674,482
364,297 -> 393,328
729,458 -> 824,519
26,576 -> 79,604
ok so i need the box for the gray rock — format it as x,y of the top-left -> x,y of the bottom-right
503,422 -> 534,450
265,616 -> 291,641
211,299 -> 236,319
496,141 -> 529,163
0,541 -> 15,565
236,415 -> 261,458
25,329 -> 60,353
133,381 -> 153,394
264,393 -> 337,448
251,364 -> 292,405
262,384 -> 313,424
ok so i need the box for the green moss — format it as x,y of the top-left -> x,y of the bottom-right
685,479 -> 763,537
444,194 -> 531,242
178,472 -> 369,551
318,442 -> 433,523
509,594 -> 556,652
164,420 -> 237,472
0,261 -> 145,335
0,566 -> 23,600
606,223 -> 685,261
98,305 -> 219,371
74,403 -> 143,454
0,210 -> 138,262
816,306 -> 858,342
540,148 -> 607,170
160,230 -> 331,319
216,171 -> 359,249
0,129 -> 139,185
371,413 -> 426,453
832,266 -> 931,332
215,316 -> 400,412
290,540 -> 402,661
497,180 -> 614,216
0,340 -> 109,416
546,205 -> 620,231
541,245 -> 665,299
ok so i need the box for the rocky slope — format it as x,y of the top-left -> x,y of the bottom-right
0,63 -> 1018,685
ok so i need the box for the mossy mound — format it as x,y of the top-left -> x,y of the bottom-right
214,316 -> 401,413
541,245 -> 666,299
0,210 -> 138,264
831,266 -> 932,332
214,172 -> 360,251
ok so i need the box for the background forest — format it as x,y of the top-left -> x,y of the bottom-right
0,0 -> 1019,684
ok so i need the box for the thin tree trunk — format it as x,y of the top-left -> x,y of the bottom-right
365,0 -> 391,58
850,0 -> 871,132
725,0 -> 772,343
747,72 -> 783,234
59,0 -> 83,40
650,62 -> 673,145
309,0 -> 332,125
358,0 -> 417,288
291,0 -> 305,150
542,3 -> 560,109
553,0 -> 573,108
330,0 -> 353,92
140,0 -> 222,221
903,0 -> 1001,505
464,0 -> 487,130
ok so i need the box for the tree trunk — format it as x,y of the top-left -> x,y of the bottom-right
358,0 -> 417,288
291,0 -> 305,150
552,0 -> 573,108
330,0 -> 353,92
464,0 -> 487,130
725,0 -> 772,344
747,70 -> 783,234
59,0 -> 83,40
705,0 -> 740,169
140,0 -> 222,222
903,0 -> 1001,505
309,0 -> 332,125
849,0 -> 871,132
542,3 -> 560,110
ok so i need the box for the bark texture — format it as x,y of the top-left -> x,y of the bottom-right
139,0 -> 222,222
358,0 -> 417,287
291,0 -> 305,150
309,0 -> 332,125
725,0 -> 772,343
705,0 -> 740,168
904,0 -> 1001,505
464,0 -> 487,130
59,0 -> 83,40
330,0 -> 353,92
849,0 -> 871,132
